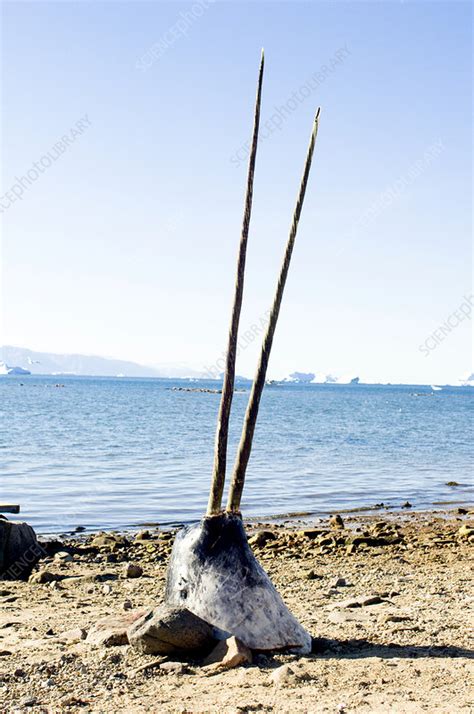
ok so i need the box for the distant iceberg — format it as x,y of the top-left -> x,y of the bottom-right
0,361 -> 31,376
287,372 -> 316,383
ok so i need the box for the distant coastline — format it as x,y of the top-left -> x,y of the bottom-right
1,345 -> 473,387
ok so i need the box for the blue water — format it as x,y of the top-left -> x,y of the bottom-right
1,376 -> 473,534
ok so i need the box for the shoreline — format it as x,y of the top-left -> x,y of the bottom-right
29,502 -> 474,540
1,508 -> 472,712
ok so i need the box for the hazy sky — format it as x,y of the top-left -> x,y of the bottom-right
1,0 -> 472,384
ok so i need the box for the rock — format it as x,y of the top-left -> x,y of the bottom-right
458,524 -> 474,539
329,595 -> 383,609
328,610 -> 371,624
0,520 -> 42,580
304,569 -> 323,580
86,609 -> 148,647
329,514 -> 344,530
135,530 -> 151,541
202,636 -> 252,670
54,551 -> 73,563
402,501 -> 412,509
160,661 -> 186,674
329,577 -> 348,588
446,481 -> 460,487
248,530 -> 277,548
378,613 -> 412,624
59,627 -> 87,642
296,529 -> 327,540
122,600 -> 133,611
128,606 -> 217,655
102,583 -> 112,595
90,533 -> 129,551
29,570 -> 61,584
123,563 -> 143,579
269,664 -> 298,687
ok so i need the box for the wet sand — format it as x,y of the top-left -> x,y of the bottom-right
0,508 -> 472,713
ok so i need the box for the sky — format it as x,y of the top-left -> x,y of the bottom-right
0,0 -> 472,384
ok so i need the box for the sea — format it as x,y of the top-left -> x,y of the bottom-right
1,376 -> 472,534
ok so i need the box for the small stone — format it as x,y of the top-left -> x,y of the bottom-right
19,697 -> 37,708
160,661 -> 186,674
329,514 -> 344,530
446,481 -> 460,487
269,664 -> 298,687
135,530 -> 151,541
29,570 -> 61,584
248,530 -> 277,548
329,577 -> 347,588
122,600 -> 133,611
59,627 -> 88,642
102,583 -> 112,595
329,595 -> 383,609
86,609 -> 148,647
297,529 -> 326,540
203,636 -> 252,670
304,569 -> 322,580
14,668 -> 27,677
458,524 -> 474,539
54,551 -> 73,563
401,501 -> 412,509
123,563 -> 143,579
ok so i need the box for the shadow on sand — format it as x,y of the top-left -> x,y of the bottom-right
311,637 -> 474,660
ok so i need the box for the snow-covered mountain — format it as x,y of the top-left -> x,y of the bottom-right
0,347 -> 204,379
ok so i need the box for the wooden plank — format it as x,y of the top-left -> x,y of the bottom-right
0,505 -> 20,514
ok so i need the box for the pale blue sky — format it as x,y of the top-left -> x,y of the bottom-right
1,0 -> 472,384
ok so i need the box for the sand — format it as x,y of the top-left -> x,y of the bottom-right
0,509 -> 472,713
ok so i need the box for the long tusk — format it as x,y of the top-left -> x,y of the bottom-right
206,50 -> 265,516
226,108 -> 321,513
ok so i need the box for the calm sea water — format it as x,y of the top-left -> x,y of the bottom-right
1,376 -> 472,534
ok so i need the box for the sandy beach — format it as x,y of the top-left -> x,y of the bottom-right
0,508 -> 472,713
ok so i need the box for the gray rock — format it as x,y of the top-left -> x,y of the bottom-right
128,606 -> 217,655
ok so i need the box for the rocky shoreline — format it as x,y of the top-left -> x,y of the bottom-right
0,508 -> 472,713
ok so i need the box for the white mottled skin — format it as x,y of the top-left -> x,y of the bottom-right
165,514 -> 312,653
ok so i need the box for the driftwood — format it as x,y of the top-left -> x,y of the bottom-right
0,505 -> 20,514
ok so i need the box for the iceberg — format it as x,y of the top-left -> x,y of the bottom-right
0,361 -> 31,376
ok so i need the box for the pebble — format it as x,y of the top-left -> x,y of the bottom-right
268,664 -> 298,687
330,514 -> 344,530
203,636 -> 252,671
160,661 -> 186,674
329,576 -> 348,588
123,563 -> 143,579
